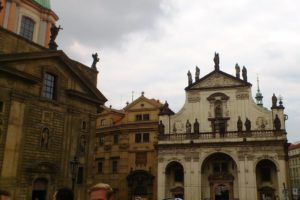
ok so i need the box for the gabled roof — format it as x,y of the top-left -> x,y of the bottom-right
0,50 -> 107,103
185,69 -> 252,91
123,94 -> 161,111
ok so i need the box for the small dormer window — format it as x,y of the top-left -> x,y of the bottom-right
20,16 -> 35,40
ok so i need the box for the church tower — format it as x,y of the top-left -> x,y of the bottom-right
0,0 -> 58,47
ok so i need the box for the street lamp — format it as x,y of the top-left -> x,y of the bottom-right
70,156 -> 80,191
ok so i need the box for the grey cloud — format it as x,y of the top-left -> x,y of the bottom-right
52,0 -> 171,49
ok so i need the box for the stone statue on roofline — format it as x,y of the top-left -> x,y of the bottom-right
237,116 -> 243,132
272,93 -> 277,107
274,114 -> 281,131
235,63 -> 240,79
158,120 -> 165,134
48,24 -> 63,50
214,52 -> 220,70
91,53 -> 100,70
242,66 -> 247,82
244,118 -> 251,132
187,70 -> 192,86
193,118 -> 200,134
186,120 -> 191,134
195,66 -> 200,81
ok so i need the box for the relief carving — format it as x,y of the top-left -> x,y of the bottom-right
256,117 -> 268,130
193,74 -> 241,88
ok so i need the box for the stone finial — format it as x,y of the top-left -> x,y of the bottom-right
91,53 -> 100,70
214,52 -> 220,70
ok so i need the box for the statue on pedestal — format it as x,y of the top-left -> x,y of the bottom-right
274,114 -> 281,131
237,116 -> 243,132
186,120 -> 191,134
244,118 -> 251,132
194,118 -> 200,134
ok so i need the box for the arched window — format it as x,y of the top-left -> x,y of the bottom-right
20,16 -> 35,40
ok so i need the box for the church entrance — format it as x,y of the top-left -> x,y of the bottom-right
32,178 -> 48,200
201,153 -> 238,200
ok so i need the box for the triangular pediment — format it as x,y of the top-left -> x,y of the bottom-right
0,51 -> 107,103
187,70 -> 251,90
124,95 -> 161,111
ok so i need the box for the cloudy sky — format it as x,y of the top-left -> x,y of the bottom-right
52,0 -> 300,142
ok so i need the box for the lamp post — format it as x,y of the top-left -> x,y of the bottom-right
70,156 -> 80,192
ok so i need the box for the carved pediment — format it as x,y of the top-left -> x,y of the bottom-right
187,71 -> 251,90
191,73 -> 242,89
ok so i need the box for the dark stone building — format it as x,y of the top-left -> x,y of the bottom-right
0,27 -> 106,200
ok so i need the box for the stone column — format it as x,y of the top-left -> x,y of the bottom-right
157,158 -> 166,200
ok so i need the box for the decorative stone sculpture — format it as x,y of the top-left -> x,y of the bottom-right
48,24 -> 63,50
41,127 -> 49,149
187,70 -> 192,85
214,52 -> 220,70
186,120 -> 191,134
237,116 -> 243,132
91,53 -> 100,70
274,114 -> 281,131
195,66 -> 200,81
173,123 -> 177,133
244,118 -> 251,132
235,63 -> 240,79
158,120 -> 165,134
193,118 -> 200,134
242,66 -> 247,82
272,93 -> 277,107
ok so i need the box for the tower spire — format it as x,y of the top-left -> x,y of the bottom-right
255,74 -> 263,106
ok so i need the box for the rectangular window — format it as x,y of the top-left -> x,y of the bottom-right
97,161 -> 103,174
77,167 -> 83,184
143,133 -> 149,142
99,135 -> 104,146
20,16 -> 35,40
143,114 -> 150,121
0,101 -> 3,113
135,114 -> 142,121
112,160 -> 118,173
42,73 -> 56,100
135,133 -> 142,143
135,152 -> 147,166
113,134 -> 119,144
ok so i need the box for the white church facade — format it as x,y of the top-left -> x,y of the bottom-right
157,54 -> 289,200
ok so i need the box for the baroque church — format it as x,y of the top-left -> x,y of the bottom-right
157,53 -> 289,200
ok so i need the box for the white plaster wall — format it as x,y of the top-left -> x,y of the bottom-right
161,86 -> 285,134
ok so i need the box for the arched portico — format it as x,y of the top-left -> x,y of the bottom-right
201,152 -> 239,200
165,161 -> 184,199
255,159 -> 279,200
